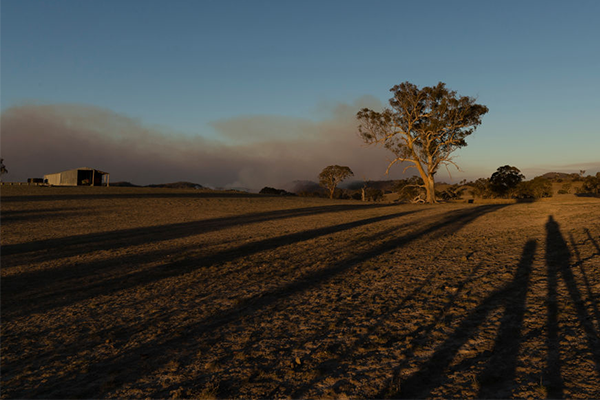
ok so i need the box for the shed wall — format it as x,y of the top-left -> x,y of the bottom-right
60,169 -> 79,186
44,173 -> 62,186
44,168 -> 109,186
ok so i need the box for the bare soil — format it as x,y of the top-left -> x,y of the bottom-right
1,186 -> 599,399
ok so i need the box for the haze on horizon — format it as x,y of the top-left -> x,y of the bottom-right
1,0 -> 599,188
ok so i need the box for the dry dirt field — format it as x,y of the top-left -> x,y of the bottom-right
1,186 -> 599,399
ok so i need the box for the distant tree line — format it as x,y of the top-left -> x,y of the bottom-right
258,187 -> 296,196
260,166 -> 599,202
466,166 -> 599,199
576,172 -> 600,195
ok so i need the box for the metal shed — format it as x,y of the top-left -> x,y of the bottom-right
44,168 -> 110,186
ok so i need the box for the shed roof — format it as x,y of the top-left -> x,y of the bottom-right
46,167 -> 109,175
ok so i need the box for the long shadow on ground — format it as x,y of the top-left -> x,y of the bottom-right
3,204 -> 509,398
1,203 -> 394,263
379,215 -> 600,399
544,216 -> 600,398
379,239 -> 537,399
0,191 -> 263,203
569,232 -> 600,328
0,208 -> 90,224
289,259 -> 488,398
2,210 -> 421,319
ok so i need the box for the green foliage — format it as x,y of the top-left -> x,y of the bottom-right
319,165 -> 354,199
576,173 -> 600,195
0,158 -> 7,176
515,177 -> 553,199
560,182 -> 572,194
357,82 -> 488,204
490,165 -> 525,198
259,187 -> 296,196
351,191 -> 363,201
364,188 -> 384,201
469,178 -> 493,198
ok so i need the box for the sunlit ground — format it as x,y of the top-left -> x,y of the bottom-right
2,187 -> 599,398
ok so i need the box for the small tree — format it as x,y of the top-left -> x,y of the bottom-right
364,187 -> 384,202
559,182 -> 572,194
489,165 -> 525,198
577,173 -> 600,195
469,178 -> 492,199
357,82 -> 488,203
319,165 -> 354,199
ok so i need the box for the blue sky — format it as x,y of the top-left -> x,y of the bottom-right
1,0 -> 599,185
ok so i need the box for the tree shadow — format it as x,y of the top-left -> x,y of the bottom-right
290,261 -> 488,399
476,240 -> 536,398
0,208 -> 89,224
9,204 -> 509,398
0,190 -> 264,203
380,239 -> 537,399
377,215 -> 600,399
568,232 -> 600,338
1,210 -> 421,319
545,216 -> 600,393
584,228 -> 600,253
1,203 -> 394,263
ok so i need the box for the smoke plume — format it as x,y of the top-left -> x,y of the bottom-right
1,98 -> 410,190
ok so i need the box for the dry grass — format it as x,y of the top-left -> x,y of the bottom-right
1,186 -> 600,398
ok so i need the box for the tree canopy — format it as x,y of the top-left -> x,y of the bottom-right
357,82 -> 488,203
489,165 -> 525,197
319,165 -> 354,199
578,173 -> 600,195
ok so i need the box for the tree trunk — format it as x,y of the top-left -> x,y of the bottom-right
425,175 -> 436,203
329,187 -> 335,199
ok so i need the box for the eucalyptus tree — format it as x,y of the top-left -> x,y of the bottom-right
357,82 -> 488,203
319,165 -> 354,199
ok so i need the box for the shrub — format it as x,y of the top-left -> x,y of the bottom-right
298,190 -> 326,198
364,188 -> 383,201
259,187 -> 296,196
394,176 -> 424,201
438,184 -> 465,201
469,178 -> 493,199
576,174 -> 600,195
515,177 -> 553,199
